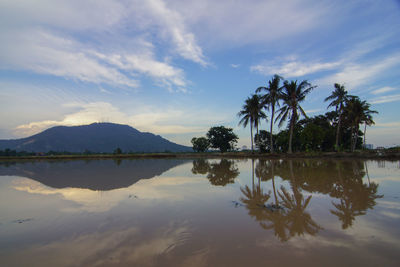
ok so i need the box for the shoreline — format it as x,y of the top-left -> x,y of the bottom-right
1,151 -> 399,161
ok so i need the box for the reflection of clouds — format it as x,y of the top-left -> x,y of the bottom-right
380,211 -> 400,219
5,224 -> 195,267
12,176 -> 206,213
377,200 -> 400,210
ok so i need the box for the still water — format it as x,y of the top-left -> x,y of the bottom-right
0,158 -> 399,266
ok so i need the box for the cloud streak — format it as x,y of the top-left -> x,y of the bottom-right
251,60 -> 340,77
370,94 -> 400,104
371,86 -> 397,95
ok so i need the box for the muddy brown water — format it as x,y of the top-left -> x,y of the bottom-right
0,158 -> 399,266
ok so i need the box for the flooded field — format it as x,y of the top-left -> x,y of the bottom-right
0,158 -> 399,266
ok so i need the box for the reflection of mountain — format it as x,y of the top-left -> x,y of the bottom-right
0,159 -> 189,191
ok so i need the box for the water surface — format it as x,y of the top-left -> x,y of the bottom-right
0,158 -> 399,266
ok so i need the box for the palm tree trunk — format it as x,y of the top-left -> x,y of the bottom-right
363,123 -> 367,147
256,124 -> 259,152
270,105 -> 275,153
350,126 -> 354,152
335,112 -> 342,151
351,125 -> 358,152
288,116 -> 294,154
250,125 -> 254,153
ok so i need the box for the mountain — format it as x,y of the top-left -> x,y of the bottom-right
0,123 -> 192,153
0,159 -> 189,190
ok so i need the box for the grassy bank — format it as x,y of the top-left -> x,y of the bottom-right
0,150 -> 399,161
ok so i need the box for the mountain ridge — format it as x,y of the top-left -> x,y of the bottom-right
0,122 -> 191,153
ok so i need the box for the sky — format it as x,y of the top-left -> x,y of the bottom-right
0,0 -> 400,148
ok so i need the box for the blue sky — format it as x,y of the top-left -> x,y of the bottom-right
1,0 -> 399,148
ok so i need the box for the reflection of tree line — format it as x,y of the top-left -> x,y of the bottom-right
191,158 -> 383,241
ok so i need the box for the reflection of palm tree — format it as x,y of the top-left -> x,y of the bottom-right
259,207 -> 289,242
279,187 -> 322,237
255,160 -> 279,206
331,199 -> 360,229
330,161 -> 383,229
207,159 -> 239,186
240,185 -> 271,221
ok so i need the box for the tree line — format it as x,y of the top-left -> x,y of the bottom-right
193,74 -> 378,153
238,75 -> 377,153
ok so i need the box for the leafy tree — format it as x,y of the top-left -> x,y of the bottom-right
276,80 -> 316,153
255,130 -> 273,152
113,147 -> 122,154
206,126 -> 238,152
238,94 -> 266,152
256,74 -> 284,153
325,83 -> 351,151
298,115 -> 336,151
191,137 -> 210,152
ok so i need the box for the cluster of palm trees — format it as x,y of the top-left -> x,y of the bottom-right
238,75 -> 377,153
238,75 -> 316,153
325,83 -> 377,151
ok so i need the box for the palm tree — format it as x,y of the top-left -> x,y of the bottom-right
256,74 -> 284,153
324,83 -> 350,151
276,80 -> 316,153
361,103 -> 378,147
238,94 -> 267,152
344,97 -> 377,151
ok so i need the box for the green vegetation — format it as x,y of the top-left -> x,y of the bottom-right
238,94 -> 266,152
191,126 -> 238,153
275,80 -> 316,153
191,137 -> 210,152
206,126 -> 238,152
256,74 -> 284,153
239,75 -> 378,153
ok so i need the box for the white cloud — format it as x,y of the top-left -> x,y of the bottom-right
137,0 -> 208,66
251,60 -> 340,77
0,0 -> 208,92
0,29 -> 138,88
166,0 -> 331,48
370,94 -> 400,104
317,54 -> 400,89
97,52 -> 187,92
304,109 -> 323,114
230,64 -> 240,68
371,86 -> 397,95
